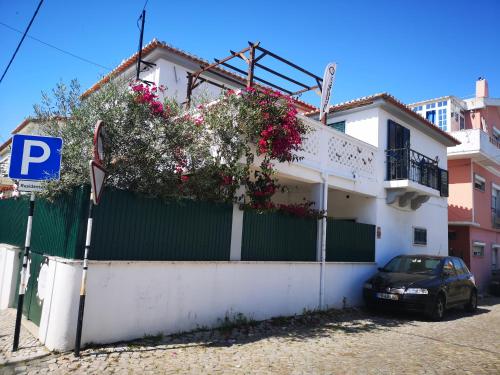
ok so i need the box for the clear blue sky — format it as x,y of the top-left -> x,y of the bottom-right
1,0 -> 499,143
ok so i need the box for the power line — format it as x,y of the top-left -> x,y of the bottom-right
0,0 -> 45,85
0,22 -> 112,71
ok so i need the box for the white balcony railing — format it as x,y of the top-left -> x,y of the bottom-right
448,129 -> 500,165
297,116 -> 377,182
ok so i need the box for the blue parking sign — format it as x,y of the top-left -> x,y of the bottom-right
8,134 -> 63,181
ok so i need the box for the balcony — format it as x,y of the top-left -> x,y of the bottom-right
285,116 -> 378,195
384,148 -> 448,210
448,129 -> 500,166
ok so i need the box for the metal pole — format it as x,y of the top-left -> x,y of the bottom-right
74,192 -> 94,357
12,192 -> 35,351
319,175 -> 328,310
136,10 -> 146,81
247,44 -> 255,88
186,73 -> 193,110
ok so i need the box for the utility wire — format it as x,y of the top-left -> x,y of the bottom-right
0,22 -> 112,71
0,0 -> 44,84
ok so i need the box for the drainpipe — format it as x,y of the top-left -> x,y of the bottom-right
319,172 -> 328,310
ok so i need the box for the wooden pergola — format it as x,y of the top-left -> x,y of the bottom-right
185,42 -> 325,120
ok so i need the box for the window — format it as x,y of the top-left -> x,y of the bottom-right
413,228 -> 427,245
451,258 -> 465,275
442,259 -> 456,275
437,100 -> 447,107
459,116 -> 465,130
472,242 -> 485,257
474,174 -> 485,191
438,108 -> 447,131
426,103 -> 436,109
492,247 -> 498,270
492,185 -> 500,228
413,105 -> 423,112
426,110 -> 436,124
329,121 -> 345,133
459,258 -> 470,273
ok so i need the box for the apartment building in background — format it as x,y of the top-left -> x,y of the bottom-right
410,78 -> 500,291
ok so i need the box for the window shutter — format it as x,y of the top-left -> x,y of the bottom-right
439,168 -> 449,197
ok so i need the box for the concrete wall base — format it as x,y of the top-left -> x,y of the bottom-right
0,244 -> 20,310
37,257 -> 376,351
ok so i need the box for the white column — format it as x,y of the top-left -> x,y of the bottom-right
311,182 -> 328,262
0,244 -> 21,309
229,204 -> 244,261
38,257 -> 81,351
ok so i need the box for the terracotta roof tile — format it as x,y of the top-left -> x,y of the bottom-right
306,93 -> 460,146
81,39 -> 318,113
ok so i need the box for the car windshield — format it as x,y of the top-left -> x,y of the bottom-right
382,256 -> 441,274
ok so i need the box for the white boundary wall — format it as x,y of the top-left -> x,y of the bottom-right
34,257 -> 376,351
0,244 -> 20,309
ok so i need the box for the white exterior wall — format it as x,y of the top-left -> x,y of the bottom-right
155,58 -> 221,103
0,244 -> 20,309
37,258 -> 375,351
376,109 -> 448,265
327,107 -> 449,266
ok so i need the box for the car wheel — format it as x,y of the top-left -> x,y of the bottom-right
465,289 -> 478,313
430,294 -> 445,321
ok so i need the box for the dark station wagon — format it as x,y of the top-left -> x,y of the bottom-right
363,255 -> 477,320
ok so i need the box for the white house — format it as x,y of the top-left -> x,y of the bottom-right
0,39 -> 459,351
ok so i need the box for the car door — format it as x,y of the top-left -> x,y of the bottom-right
441,258 -> 460,305
451,257 -> 469,303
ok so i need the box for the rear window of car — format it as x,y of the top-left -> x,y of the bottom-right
459,258 -> 470,274
451,258 -> 465,275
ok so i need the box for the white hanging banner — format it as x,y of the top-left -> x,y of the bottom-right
319,62 -> 337,122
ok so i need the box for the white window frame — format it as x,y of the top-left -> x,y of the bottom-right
472,241 -> 485,257
474,174 -> 486,191
492,245 -> 499,270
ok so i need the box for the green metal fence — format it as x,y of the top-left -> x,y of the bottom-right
0,197 -> 29,248
1,187 -> 233,261
326,219 -> 375,262
1,189 -> 375,263
90,189 -> 233,261
241,210 -> 317,261
31,186 -> 89,259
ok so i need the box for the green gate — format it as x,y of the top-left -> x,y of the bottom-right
241,210 -> 317,261
326,219 -> 376,262
14,251 -> 46,326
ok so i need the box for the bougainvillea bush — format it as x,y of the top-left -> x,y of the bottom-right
35,79 -> 314,215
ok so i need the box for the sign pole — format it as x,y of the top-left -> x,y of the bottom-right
74,191 -> 94,357
12,192 -> 35,351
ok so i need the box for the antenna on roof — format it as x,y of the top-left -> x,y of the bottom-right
135,10 -> 156,84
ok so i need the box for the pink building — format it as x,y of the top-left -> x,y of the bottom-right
410,78 -> 500,292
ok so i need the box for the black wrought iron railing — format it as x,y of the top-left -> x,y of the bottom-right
386,148 -> 448,197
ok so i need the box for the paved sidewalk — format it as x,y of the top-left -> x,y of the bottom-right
0,309 -> 50,370
1,298 -> 500,374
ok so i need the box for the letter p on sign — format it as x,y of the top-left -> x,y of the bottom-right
9,135 -> 63,181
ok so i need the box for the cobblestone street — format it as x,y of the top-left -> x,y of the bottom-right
1,298 -> 499,375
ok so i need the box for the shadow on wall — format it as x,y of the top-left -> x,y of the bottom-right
449,205 -> 473,222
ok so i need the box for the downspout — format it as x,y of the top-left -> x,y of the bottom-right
319,172 -> 328,310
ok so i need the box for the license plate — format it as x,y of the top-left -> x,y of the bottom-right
376,292 -> 399,300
